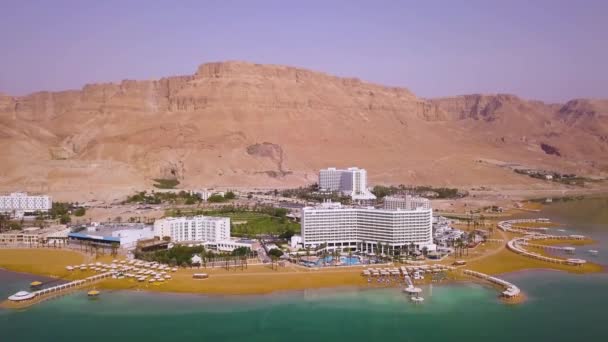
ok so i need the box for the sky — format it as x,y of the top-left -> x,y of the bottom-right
0,0 -> 607,102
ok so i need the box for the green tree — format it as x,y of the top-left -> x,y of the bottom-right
268,248 -> 284,258
8,221 -> 22,230
59,214 -> 71,224
74,207 -> 86,217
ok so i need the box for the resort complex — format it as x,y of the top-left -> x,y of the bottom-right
301,200 -> 435,254
0,167 -> 602,311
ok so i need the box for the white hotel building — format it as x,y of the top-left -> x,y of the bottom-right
319,167 -> 376,200
383,195 -> 430,210
153,215 -> 251,252
302,201 -> 434,255
154,216 -> 230,243
0,192 -> 52,218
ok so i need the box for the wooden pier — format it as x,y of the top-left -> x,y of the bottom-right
2,272 -> 113,309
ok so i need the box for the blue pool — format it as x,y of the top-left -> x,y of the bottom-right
316,256 -> 360,266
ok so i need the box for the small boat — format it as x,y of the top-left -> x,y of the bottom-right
87,290 -> 100,297
30,281 -> 43,288
588,250 -> 599,256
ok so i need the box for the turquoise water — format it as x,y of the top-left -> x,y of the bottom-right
0,197 -> 606,341
316,256 -> 361,266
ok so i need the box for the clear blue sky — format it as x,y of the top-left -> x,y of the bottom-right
1,0 -> 606,102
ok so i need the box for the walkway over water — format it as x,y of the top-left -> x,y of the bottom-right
497,219 -> 587,266
4,272 -> 113,308
463,269 -> 520,298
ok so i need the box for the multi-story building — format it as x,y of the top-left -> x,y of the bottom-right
0,192 -> 52,218
153,216 -> 230,243
383,195 -> 430,210
318,167 -> 376,200
193,189 -> 211,201
302,201 -> 434,254
153,215 -> 254,252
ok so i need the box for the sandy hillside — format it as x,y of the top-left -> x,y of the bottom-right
0,61 -> 607,201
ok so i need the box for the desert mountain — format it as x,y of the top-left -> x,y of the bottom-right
0,61 -> 606,201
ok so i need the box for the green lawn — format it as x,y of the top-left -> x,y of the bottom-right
164,209 -> 300,237
210,212 -> 300,237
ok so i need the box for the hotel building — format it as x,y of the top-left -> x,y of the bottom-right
0,192 -> 52,218
153,216 -> 230,243
153,215 -> 254,252
302,201 -> 434,254
318,167 -> 376,200
383,195 -> 430,210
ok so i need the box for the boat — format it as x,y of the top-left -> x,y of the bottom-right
30,281 -> 43,288
588,250 -> 599,256
87,290 -> 100,297
8,291 -> 36,301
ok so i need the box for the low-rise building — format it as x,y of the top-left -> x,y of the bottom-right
68,223 -> 154,250
0,225 -> 70,246
290,235 -> 303,249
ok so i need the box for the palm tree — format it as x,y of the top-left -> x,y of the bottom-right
111,242 -> 119,257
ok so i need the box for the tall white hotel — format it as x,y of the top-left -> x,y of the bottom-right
0,192 -> 52,218
318,167 -> 376,200
153,216 -> 230,243
302,196 -> 434,254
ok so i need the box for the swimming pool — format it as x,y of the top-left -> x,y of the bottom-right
315,256 -> 360,266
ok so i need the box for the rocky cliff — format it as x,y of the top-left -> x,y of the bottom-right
0,61 -> 606,200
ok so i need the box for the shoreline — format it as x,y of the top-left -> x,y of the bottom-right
1,253 -> 603,309
0,268 -> 528,307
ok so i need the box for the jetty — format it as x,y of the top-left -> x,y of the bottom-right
498,219 -> 587,266
4,272 -> 113,308
463,269 -> 521,299
507,237 -> 586,266
3,259 -> 178,309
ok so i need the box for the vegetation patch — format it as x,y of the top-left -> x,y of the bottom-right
124,190 -> 202,205
371,185 -> 466,199
207,191 -> 236,203
280,184 -> 352,204
152,178 -> 180,189
134,245 -> 253,267
540,143 -> 561,156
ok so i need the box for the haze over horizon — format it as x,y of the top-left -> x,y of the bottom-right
1,0 -> 607,102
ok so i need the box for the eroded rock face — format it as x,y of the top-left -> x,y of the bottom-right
0,61 -> 606,199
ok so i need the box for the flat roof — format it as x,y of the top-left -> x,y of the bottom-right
68,232 -> 120,242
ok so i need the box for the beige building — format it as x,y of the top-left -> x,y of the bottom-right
0,226 -> 70,246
